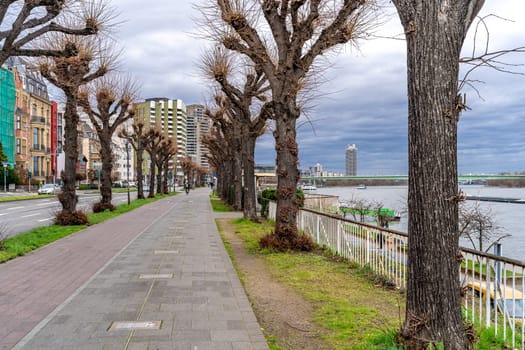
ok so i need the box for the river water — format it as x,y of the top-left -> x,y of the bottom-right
315,185 -> 525,262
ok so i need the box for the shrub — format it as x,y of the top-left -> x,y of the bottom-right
92,202 -> 116,213
258,188 -> 305,217
54,210 -> 89,225
259,232 -> 314,252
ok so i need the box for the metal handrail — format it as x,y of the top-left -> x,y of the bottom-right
268,201 -> 525,348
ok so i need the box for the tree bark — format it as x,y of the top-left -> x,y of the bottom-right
148,160 -> 156,198
242,134 -> 257,220
392,1 -> 484,348
99,132 -> 113,206
273,113 -> 300,242
232,145 -> 243,210
60,95 -> 79,212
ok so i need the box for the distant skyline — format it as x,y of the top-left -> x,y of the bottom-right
110,1 -> 525,175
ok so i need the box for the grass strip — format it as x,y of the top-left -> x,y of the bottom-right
229,217 -> 404,349
0,194 -> 174,263
210,192 -> 232,212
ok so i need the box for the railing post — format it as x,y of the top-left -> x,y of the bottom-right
316,216 -> 320,243
337,221 -> 341,255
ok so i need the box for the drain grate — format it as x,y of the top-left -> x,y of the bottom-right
154,250 -> 179,254
139,273 -> 173,279
108,320 -> 162,331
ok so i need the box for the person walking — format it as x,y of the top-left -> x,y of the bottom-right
184,182 -> 190,195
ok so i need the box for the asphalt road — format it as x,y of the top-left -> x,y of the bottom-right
0,191 -> 138,238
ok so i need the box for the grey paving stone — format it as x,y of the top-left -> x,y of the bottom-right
8,190 -> 268,350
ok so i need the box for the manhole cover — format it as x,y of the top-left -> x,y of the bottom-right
154,250 -> 179,254
139,274 -> 173,279
108,320 -> 162,331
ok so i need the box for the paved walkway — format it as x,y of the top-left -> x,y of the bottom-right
0,188 -> 268,350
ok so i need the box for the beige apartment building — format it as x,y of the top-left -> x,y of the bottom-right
133,98 -> 187,181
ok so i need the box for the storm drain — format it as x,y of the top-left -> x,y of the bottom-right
154,250 -> 179,254
139,273 -> 173,279
108,320 -> 162,331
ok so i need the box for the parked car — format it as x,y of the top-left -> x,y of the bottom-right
37,184 -> 62,195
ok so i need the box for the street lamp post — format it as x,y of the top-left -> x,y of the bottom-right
126,141 -> 130,205
2,163 -> 7,192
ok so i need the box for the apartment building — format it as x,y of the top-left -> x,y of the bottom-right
186,103 -> 210,170
134,98 -> 187,179
345,144 -> 358,176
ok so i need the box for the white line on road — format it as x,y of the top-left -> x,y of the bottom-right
38,218 -> 52,222
36,202 -> 53,206
21,213 -> 40,218
7,206 -> 24,210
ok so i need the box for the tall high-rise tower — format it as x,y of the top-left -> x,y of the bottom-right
345,144 -> 357,176
186,104 -> 210,170
133,98 -> 187,178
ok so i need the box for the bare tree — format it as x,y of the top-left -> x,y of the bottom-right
391,1 -> 485,347
202,108 -> 232,200
0,0 -> 117,64
78,74 -> 138,211
119,121 -> 147,199
201,46 -> 270,220
38,34 -> 116,218
202,0 -> 378,249
156,137 -> 177,194
143,127 -> 163,198
459,201 -> 510,253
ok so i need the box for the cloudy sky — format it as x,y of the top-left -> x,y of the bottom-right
111,0 -> 525,175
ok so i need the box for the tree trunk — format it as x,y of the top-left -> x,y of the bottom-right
273,114 -> 300,243
393,1 -> 484,348
60,96 -> 79,212
232,147 -> 243,210
148,160 -> 155,198
136,147 -> 145,199
242,135 -> 257,220
163,162 -> 169,194
156,164 -> 162,195
99,135 -> 113,206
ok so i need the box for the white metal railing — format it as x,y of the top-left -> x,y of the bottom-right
268,201 -> 525,348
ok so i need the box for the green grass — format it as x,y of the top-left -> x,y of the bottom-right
210,192 -> 232,212
226,218 -> 404,350
0,194 -> 173,264
0,194 -> 53,201
224,218 -> 519,349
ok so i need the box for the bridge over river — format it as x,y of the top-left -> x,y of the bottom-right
300,174 -> 525,186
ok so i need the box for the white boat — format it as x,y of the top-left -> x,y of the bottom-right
301,184 -> 317,191
356,184 -> 367,189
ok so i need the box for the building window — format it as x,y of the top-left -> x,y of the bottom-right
33,128 -> 38,147
16,115 -> 21,129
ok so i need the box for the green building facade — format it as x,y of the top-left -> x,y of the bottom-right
0,67 -> 16,165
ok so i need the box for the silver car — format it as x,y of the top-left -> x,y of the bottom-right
37,184 -> 61,195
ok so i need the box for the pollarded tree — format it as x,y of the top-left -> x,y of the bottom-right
203,0 -> 378,249
39,34 -> 116,218
391,1 -> 485,348
201,46 -> 270,220
157,137 -> 177,194
143,127 -> 163,198
201,111 -> 232,200
0,0 -> 111,64
119,121 -> 147,199
78,74 -> 138,211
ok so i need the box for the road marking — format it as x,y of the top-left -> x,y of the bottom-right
21,213 -> 39,218
0,213 -> 7,216
36,202 -> 53,206
7,206 -> 24,210
38,218 -> 53,222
